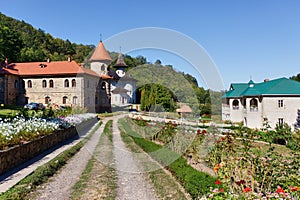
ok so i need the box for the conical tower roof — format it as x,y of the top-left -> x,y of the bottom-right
114,53 -> 128,68
89,40 -> 112,62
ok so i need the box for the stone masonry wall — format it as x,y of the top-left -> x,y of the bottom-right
0,117 -> 98,175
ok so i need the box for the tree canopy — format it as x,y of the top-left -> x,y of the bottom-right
0,13 -> 93,63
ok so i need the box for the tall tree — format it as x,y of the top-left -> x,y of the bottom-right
0,24 -> 23,62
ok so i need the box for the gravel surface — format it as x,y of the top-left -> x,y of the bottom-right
32,118 -> 110,200
113,115 -> 158,200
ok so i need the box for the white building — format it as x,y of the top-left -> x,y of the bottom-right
222,78 -> 300,130
110,53 -> 136,107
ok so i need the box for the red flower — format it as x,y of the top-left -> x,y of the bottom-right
213,164 -> 220,172
197,130 -> 201,135
215,180 -> 222,185
221,137 -> 225,141
290,186 -> 300,192
218,188 -> 224,192
236,180 -> 246,186
242,187 -> 251,193
276,186 -> 285,194
202,129 -> 207,134
173,123 -> 177,127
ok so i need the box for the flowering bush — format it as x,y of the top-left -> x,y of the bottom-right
205,132 -> 300,199
0,113 -> 96,150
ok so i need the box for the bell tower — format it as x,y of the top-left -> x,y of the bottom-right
114,51 -> 128,78
89,37 -> 112,75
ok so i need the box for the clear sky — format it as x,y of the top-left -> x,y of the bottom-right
1,0 -> 300,90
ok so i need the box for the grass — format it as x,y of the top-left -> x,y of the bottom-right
71,120 -> 117,200
0,120 -> 102,200
118,117 -> 218,199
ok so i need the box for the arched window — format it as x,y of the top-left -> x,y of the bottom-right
72,96 -> 78,105
64,79 -> 69,87
42,80 -> 47,88
49,80 -> 54,88
14,80 -> 18,88
101,82 -> 106,90
250,98 -> 258,112
71,79 -> 76,87
45,96 -> 50,104
27,80 -> 32,88
232,99 -> 239,110
62,96 -> 68,104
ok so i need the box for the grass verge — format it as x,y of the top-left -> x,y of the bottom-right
119,117 -> 218,199
71,120 -> 117,200
0,120 -> 102,200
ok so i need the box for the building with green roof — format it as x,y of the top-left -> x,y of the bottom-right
222,77 -> 300,130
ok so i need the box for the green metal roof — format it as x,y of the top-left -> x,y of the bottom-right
222,77 -> 300,98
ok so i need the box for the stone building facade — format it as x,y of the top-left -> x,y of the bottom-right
0,40 -> 135,113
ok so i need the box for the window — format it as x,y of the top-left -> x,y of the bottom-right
232,99 -> 239,110
27,80 -> 32,88
64,79 -> 69,87
62,96 -> 68,104
42,80 -> 47,88
87,96 -> 90,104
72,79 -> 76,87
101,64 -> 105,71
87,80 -> 89,88
278,100 -> 284,108
45,96 -> 50,104
14,80 -> 18,88
101,82 -> 106,90
95,96 -> 98,105
49,80 -> 54,88
250,98 -> 258,112
278,118 -> 284,125
73,96 -> 78,105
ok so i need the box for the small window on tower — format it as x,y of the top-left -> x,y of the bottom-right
101,82 -> 106,90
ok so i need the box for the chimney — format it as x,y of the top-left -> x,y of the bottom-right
264,78 -> 270,82
67,57 -> 72,62
47,58 -> 51,63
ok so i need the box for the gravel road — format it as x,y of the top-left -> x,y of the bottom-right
32,118 -> 110,200
113,115 -> 158,200
31,115 -> 158,200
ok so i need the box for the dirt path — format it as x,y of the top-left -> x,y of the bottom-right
31,117 -> 111,200
113,115 -> 158,200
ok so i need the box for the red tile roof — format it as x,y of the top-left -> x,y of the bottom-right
0,61 -> 104,77
89,41 -> 112,62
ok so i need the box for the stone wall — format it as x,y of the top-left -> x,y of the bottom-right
0,117 -> 98,175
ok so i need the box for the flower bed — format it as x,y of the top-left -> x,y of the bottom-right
0,113 -> 96,150
0,113 -> 97,175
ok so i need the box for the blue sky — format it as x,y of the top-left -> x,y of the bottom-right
1,0 -> 300,91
